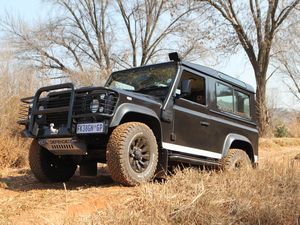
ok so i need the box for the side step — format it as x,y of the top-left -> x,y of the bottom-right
169,153 -> 221,167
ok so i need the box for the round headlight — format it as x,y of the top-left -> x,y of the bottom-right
38,106 -> 44,119
90,99 -> 99,113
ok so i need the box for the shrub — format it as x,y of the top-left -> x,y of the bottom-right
275,124 -> 289,137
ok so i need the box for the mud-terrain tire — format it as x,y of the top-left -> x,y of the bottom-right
106,122 -> 158,186
221,148 -> 252,171
29,140 -> 77,182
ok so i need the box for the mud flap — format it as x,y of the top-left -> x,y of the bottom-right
155,148 -> 168,179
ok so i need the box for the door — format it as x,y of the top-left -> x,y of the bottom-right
168,70 -> 220,159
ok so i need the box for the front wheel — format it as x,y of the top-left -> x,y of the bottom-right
106,122 -> 158,186
29,140 -> 77,182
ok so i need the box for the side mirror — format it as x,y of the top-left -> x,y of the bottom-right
181,79 -> 191,96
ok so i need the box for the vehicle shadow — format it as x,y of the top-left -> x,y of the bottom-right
0,167 -> 117,192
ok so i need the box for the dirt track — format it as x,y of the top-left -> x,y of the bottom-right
0,142 -> 299,224
0,166 -> 129,224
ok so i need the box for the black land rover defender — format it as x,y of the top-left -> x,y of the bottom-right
18,53 -> 258,186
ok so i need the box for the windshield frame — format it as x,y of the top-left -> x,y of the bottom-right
105,62 -> 178,99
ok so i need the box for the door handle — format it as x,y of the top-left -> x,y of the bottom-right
200,121 -> 210,127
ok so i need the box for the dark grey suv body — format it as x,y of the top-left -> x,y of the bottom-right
19,53 -> 258,185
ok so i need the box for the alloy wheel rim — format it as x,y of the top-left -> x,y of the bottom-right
129,136 -> 150,173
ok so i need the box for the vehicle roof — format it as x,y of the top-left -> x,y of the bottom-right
182,61 -> 255,93
109,60 -> 255,94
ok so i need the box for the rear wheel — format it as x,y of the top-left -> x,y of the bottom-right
106,122 -> 158,186
29,140 -> 77,182
221,148 -> 252,171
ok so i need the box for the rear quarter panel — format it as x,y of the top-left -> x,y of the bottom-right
207,77 -> 259,158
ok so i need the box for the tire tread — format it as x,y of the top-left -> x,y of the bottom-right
221,148 -> 251,171
29,139 -> 77,183
106,122 -> 158,186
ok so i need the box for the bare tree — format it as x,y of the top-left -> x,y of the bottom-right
115,0 -> 207,68
274,11 -> 300,101
1,0 -> 211,84
199,0 -> 300,136
279,53 -> 300,101
1,0 -> 113,85
0,41 -> 41,133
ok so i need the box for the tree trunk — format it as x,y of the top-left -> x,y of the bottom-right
255,74 -> 270,137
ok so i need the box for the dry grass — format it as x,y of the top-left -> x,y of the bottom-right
0,96 -> 31,169
259,137 -> 300,149
0,139 -> 299,224
63,140 -> 300,225
73,157 -> 299,225
0,135 -> 29,169
287,116 -> 300,138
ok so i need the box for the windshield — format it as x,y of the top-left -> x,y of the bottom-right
106,63 -> 177,99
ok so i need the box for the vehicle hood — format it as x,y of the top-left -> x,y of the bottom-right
111,88 -> 163,107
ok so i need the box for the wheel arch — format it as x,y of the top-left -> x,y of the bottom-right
110,103 -> 162,145
222,134 -> 255,162
119,112 -> 162,146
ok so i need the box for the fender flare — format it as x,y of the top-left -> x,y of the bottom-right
222,133 -> 254,159
110,103 -> 160,127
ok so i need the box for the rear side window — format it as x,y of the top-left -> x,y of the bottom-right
234,91 -> 250,118
216,82 -> 251,118
216,83 -> 234,113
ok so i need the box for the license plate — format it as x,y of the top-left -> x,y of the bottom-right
76,122 -> 104,134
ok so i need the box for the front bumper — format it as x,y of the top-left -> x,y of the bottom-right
19,83 -> 118,138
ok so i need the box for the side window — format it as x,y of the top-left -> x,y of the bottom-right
216,82 -> 251,118
177,71 -> 206,105
216,83 -> 234,112
235,91 -> 250,118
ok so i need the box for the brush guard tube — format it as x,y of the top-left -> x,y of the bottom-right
28,83 -> 75,137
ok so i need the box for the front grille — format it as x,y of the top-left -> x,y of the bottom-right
46,112 -> 69,126
73,92 -> 118,116
38,89 -> 118,127
44,92 -> 71,126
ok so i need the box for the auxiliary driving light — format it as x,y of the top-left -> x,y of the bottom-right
99,106 -> 104,113
90,99 -> 100,113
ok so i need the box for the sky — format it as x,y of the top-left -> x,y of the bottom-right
0,0 -> 46,22
0,0 -> 299,110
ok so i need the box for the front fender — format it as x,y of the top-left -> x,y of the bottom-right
109,103 -> 160,127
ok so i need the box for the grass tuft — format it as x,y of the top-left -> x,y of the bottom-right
0,135 -> 29,169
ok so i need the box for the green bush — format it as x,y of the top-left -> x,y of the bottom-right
275,124 -> 289,137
